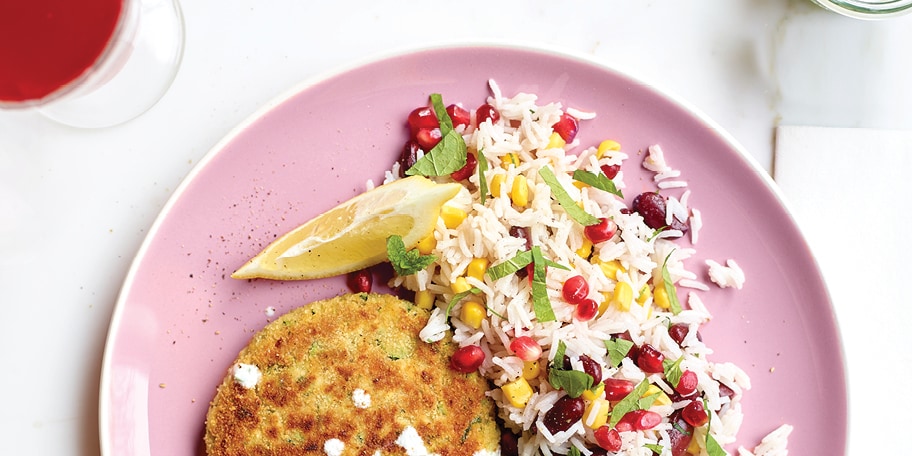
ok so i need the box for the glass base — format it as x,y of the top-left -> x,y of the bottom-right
39,0 -> 185,129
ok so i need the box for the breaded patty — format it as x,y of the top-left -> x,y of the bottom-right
205,293 -> 500,455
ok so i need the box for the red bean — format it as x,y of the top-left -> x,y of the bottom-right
542,396 -> 585,433
632,191 -> 687,236
562,275 -> 589,304
450,345 -> 484,373
668,411 -> 694,456
578,354 -> 602,385
398,140 -> 421,177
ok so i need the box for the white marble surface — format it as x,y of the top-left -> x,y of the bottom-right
1,1 -> 911,454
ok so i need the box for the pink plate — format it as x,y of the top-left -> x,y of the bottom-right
99,44 -> 846,455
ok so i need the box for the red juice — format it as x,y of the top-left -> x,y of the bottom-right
0,0 -> 125,104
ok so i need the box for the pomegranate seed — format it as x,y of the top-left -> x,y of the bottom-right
583,217 -> 617,244
347,269 -> 372,293
681,400 -> 709,427
552,112 -> 579,142
718,382 -> 735,399
407,106 -> 438,135
614,420 -> 633,433
632,191 -> 688,236
561,275 -> 589,304
636,344 -> 666,374
578,354 -> 602,384
509,336 -> 542,361
603,378 -> 635,401
450,345 -> 484,373
669,323 -> 703,347
450,152 -> 477,181
594,426 -> 622,452
415,127 -> 442,150
668,412 -> 694,456
398,140 -> 421,177
619,409 -> 662,430
475,103 -> 500,126
542,396 -> 585,433
600,163 -> 620,179
675,370 -> 699,397
446,104 -> 470,129
573,298 -> 598,322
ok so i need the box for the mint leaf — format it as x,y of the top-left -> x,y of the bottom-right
568,446 -> 582,456
538,166 -> 600,226
572,169 -> 623,198
531,246 -> 556,322
638,392 -> 659,409
552,340 -> 568,366
644,443 -> 664,454
548,369 -> 594,398
664,356 -> 684,388
386,235 -> 436,276
445,287 -> 482,318
486,250 -> 533,280
661,251 -> 682,315
544,258 -> 571,271
477,149 -> 489,204
406,94 -> 467,177
704,397 -> 728,456
609,379 -> 650,427
604,338 -> 634,368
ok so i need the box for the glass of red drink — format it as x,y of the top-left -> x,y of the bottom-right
0,0 -> 184,128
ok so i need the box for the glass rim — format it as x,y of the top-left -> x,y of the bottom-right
813,0 -> 912,19
0,0 -> 137,109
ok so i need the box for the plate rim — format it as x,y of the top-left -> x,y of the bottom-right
97,40 -> 845,455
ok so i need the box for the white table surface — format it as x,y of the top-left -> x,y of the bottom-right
2,1 -> 911,455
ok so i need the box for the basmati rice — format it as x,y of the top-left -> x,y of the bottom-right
384,80 -> 786,455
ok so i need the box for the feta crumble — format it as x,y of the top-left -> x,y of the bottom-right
324,438 -> 345,456
352,388 -> 371,409
231,363 -> 261,389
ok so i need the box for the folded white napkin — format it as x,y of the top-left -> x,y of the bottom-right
774,125 -> 912,454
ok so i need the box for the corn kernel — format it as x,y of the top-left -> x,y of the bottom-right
572,180 -> 589,190
459,300 -> 486,329
688,426 -> 706,454
654,285 -> 672,309
636,284 -> 652,305
441,206 -> 467,229
546,132 -> 566,150
596,139 -> 621,159
501,153 -> 520,169
597,259 -> 626,280
501,377 -> 534,408
415,289 -> 435,310
467,258 -> 489,282
522,360 -> 541,380
598,292 -> 612,316
510,175 -> 529,207
611,281 -> 633,311
575,238 -> 593,259
641,384 -> 671,407
416,234 -> 436,255
451,276 -> 471,294
583,398 -> 611,429
490,174 -> 506,197
581,381 -> 605,401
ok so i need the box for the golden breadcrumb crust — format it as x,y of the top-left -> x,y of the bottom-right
205,293 -> 499,455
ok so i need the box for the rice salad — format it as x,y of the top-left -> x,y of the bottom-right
376,80 -> 791,456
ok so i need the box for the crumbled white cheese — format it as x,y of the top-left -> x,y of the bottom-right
352,388 -> 371,409
395,426 -> 440,456
231,363 -> 261,389
323,438 -> 345,456
264,306 -> 276,317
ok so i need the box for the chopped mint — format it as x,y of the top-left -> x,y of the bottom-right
609,379 -> 650,427
661,251 -> 683,315
386,235 -> 436,276
406,94 -> 467,177
538,166 -> 600,226
572,169 -> 624,198
604,337 -> 635,368
531,246 -> 556,322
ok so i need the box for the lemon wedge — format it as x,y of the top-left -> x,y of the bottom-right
232,176 -> 462,280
